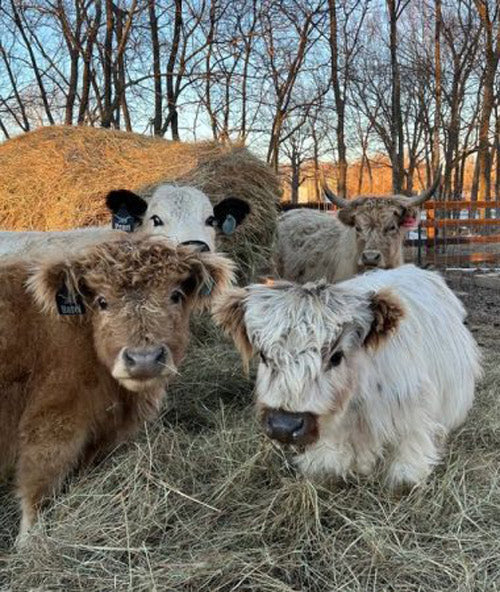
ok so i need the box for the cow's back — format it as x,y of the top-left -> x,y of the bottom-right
0,227 -> 115,257
275,209 -> 357,283
342,265 -> 481,430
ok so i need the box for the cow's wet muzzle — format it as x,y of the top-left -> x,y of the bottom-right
122,345 -> 168,379
360,250 -> 382,267
262,409 -> 318,446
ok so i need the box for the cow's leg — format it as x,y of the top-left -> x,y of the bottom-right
386,422 -> 440,488
16,403 -> 87,541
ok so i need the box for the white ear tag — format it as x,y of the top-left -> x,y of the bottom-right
222,214 -> 237,235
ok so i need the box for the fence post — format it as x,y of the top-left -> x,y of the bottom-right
427,202 -> 435,241
417,223 -> 422,266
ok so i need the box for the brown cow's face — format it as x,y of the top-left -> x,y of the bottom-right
29,237 -> 234,393
337,199 -> 419,271
213,282 -> 404,447
87,275 -> 192,392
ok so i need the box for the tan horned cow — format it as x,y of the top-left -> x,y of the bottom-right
275,170 -> 441,283
0,235 -> 234,540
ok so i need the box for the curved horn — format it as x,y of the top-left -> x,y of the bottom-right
322,180 -> 349,208
405,166 -> 442,207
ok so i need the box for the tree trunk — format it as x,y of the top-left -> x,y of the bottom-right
432,0 -> 442,198
102,0 -> 114,128
328,0 -> 347,198
290,145 -> 300,205
0,42 -> 30,131
474,0 -> 500,216
164,0 -> 183,140
78,1 -> 102,124
149,0 -> 162,135
9,0 -> 54,125
386,0 -> 405,193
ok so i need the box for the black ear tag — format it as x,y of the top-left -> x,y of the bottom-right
221,214 -> 236,235
56,285 -> 85,315
200,277 -> 215,296
112,206 -> 137,232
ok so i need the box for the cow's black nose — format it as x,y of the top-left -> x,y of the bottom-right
361,250 -> 382,266
181,240 -> 210,252
264,409 -> 317,445
123,345 -> 167,378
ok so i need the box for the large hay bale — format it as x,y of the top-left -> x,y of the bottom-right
0,126 -> 280,281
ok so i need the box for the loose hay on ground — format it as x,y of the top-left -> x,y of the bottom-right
0,286 -> 498,591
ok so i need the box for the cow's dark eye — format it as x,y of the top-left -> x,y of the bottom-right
151,215 -> 164,227
330,350 -> 344,367
205,215 -> 216,227
355,225 -> 362,233
386,223 -> 399,233
170,289 -> 185,304
260,352 -> 268,365
97,296 -> 108,310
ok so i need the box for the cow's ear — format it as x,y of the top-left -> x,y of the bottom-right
181,251 -> 236,310
337,207 -> 355,226
27,259 -> 88,317
399,206 -> 420,230
364,288 -> 405,348
106,189 -> 148,231
212,287 -> 253,372
212,197 -> 251,235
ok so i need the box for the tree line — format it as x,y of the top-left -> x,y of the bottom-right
0,0 -> 499,204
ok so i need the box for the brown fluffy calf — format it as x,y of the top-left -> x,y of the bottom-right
0,235 -> 234,539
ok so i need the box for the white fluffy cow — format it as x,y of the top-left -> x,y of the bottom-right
275,172 -> 441,283
0,184 -> 250,256
214,265 -> 481,487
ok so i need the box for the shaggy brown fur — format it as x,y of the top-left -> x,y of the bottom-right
212,287 -> 253,372
0,235 -> 234,539
365,288 -> 406,349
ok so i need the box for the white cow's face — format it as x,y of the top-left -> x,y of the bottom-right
145,185 -> 215,251
213,282 -> 404,446
105,185 -> 251,252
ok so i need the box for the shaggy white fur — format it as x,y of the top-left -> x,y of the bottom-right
217,265 -> 482,487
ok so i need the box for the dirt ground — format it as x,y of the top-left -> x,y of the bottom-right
0,275 -> 499,592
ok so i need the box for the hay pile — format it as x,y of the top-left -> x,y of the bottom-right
0,126 -> 280,281
0,282 -> 499,591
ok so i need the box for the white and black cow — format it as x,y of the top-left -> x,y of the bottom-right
0,183 -> 250,256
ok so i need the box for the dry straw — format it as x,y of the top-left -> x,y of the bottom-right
0,129 -> 497,591
0,279 -> 498,591
0,126 -> 281,281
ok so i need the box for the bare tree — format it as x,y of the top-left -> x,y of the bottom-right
327,0 -> 368,198
386,0 -> 409,193
432,0 -> 442,193
472,0 -> 500,209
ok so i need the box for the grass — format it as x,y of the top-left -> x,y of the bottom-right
1,281 -> 499,591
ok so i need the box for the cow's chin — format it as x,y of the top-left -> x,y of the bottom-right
358,262 -> 388,272
116,375 -> 168,393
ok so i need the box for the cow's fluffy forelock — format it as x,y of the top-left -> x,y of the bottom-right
244,282 -> 374,415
